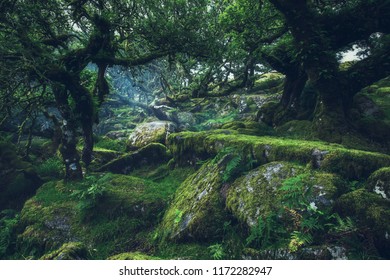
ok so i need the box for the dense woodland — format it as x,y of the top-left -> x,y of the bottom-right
1,0 -> 390,260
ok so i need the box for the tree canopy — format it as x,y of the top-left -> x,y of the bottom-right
1,0 -> 389,179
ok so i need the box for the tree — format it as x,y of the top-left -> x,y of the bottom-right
266,0 -> 390,140
0,0 -> 218,180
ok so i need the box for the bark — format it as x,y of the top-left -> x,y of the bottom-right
281,70 -> 308,110
53,84 -> 83,180
67,81 -> 95,168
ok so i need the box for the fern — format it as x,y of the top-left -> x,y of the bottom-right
208,243 -> 225,260
328,213 -> 357,234
279,175 -> 306,209
288,231 -> 313,252
223,155 -> 242,183
246,214 -> 286,249
71,183 -> 106,218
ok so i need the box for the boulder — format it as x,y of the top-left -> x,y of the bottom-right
366,167 -> 390,201
128,121 -> 176,149
226,162 -> 303,227
226,161 -> 339,228
158,157 -> 231,242
336,188 -> 390,258
97,143 -> 171,174
177,112 -> 196,130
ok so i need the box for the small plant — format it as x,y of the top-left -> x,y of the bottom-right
288,231 -> 313,253
35,157 -> 64,178
223,155 -> 242,183
246,214 -> 286,249
328,213 -> 357,235
72,183 -> 106,213
212,146 -> 255,183
208,243 -> 225,260
279,175 -> 306,209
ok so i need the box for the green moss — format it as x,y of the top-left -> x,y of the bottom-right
94,136 -> 126,152
221,121 -> 274,136
366,167 -> 390,200
167,130 -> 390,179
275,120 -> 315,139
107,252 -> 160,260
158,159 -> 229,242
336,188 -> 390,258
14,162 -> 196,260
40,242 -> 88,260
97,143 -> 171,173
155,243 -> 212,260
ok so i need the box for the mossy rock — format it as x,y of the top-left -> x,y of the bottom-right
128,121 -> 177,149
221,121 -> 274,136
366,167 -> 390,201
336,189 -> 390,258
242,245 -> 347,260
0,141 -> 42,210
107,252 -> 160,260
227,162 -> 304,227
97,143 -> 171,174
90,148 -> 122,168
158,158 -> 230,242
40,242 -> 89,260
16,171 -> 184,259
167,130 -> 390,180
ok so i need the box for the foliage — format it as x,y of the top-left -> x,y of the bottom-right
212,146 -> 256,183
208,243 -> 225,260
71,182 -> 107,217
246,214 -> 286,249
35,157 -> 64,179
0,210 -> 19,258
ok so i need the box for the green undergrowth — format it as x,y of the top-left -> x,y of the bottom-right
168,130 -> 390,180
